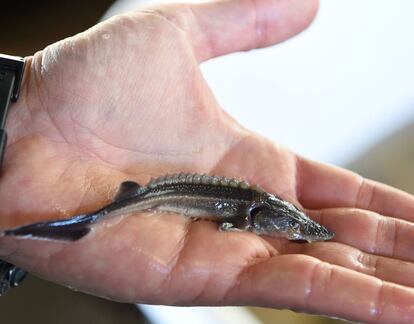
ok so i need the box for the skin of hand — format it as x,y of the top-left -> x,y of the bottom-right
1,0 -> 414,322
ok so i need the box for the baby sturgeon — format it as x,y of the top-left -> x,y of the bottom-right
4,173 -> 334,242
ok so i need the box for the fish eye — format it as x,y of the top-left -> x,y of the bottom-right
290,221 -> 300,230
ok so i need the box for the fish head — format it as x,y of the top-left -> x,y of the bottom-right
250,194 -> 334,242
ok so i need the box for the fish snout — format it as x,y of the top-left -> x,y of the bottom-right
302,220 -> 335,242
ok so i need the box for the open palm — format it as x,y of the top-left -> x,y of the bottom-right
1,1 -> 414,322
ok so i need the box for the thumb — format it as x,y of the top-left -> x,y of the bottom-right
151,0 -> 319,62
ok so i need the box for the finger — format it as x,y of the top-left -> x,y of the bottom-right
296,157 -> 414,221
229,255 -> 414,323
285,241 -> 414,288
149,0 -> 319,62
308,208 -> 414,263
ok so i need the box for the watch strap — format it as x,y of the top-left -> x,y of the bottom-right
0,53 -> 27,296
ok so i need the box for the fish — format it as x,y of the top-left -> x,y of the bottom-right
3,173 -> 334,242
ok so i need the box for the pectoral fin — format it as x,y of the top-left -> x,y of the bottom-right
218,215 -> 251,232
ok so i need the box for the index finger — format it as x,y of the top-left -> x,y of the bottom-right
296,157 -> 414,222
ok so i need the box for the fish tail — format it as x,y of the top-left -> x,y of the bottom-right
3,214 -> 97,242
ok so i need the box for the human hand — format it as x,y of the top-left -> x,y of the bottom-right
1,0 -> 414,322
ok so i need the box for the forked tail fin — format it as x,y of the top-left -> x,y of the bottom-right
3,214 -> 96,242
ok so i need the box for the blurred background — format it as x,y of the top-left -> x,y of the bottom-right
0,0 -> 413,323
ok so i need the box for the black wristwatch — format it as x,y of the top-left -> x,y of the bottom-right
0,53 -> 28,296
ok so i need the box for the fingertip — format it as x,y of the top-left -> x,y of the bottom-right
258,0 -> 320,43
301,0 -> 320,28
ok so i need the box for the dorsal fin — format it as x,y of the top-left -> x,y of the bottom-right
114,181 -> 141,201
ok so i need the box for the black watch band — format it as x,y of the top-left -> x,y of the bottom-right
0,53 -> 27,296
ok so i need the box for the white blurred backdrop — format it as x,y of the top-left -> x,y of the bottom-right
200,0 -> 414,165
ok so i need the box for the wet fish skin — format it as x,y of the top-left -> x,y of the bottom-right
4,173 -> 334,242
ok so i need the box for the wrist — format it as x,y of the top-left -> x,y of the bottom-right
4,56 -> 34,151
